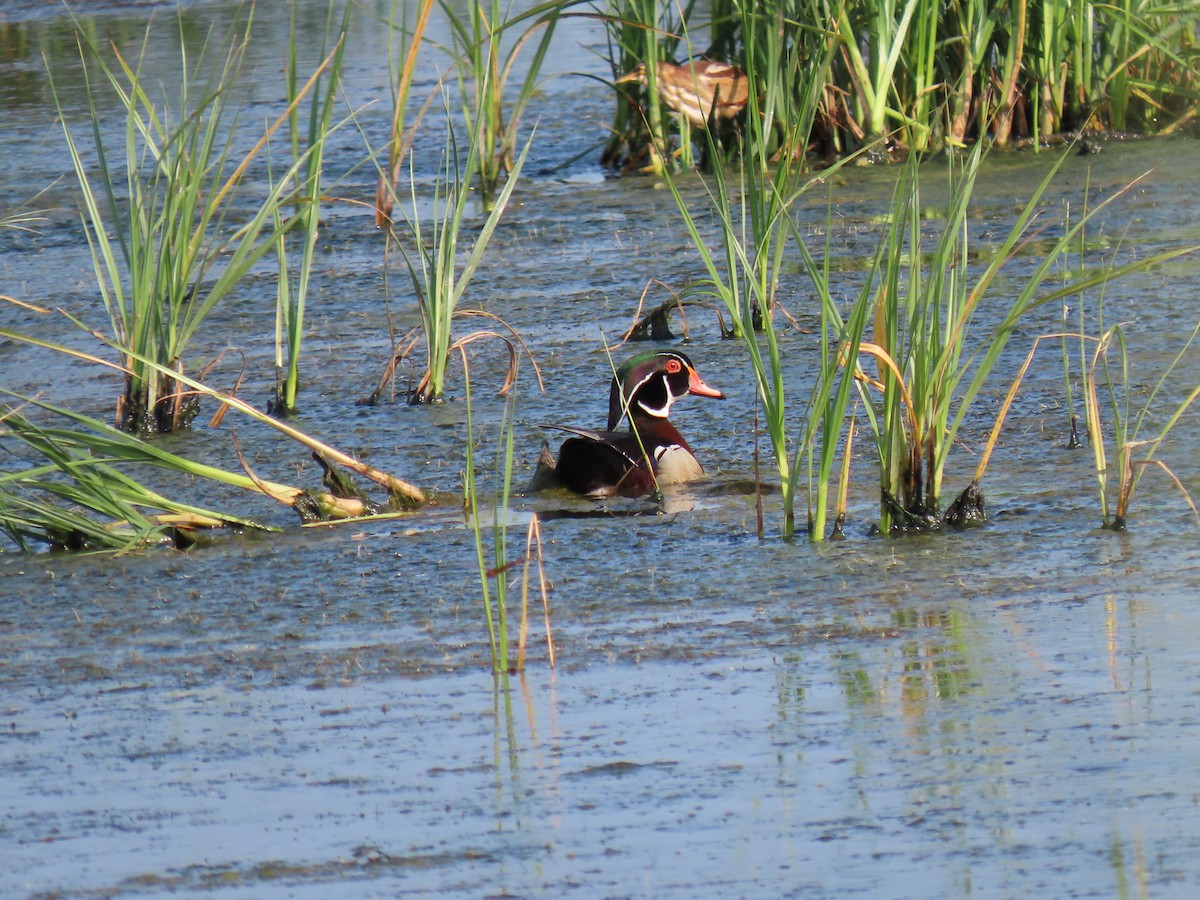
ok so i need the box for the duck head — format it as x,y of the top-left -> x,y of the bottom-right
606,349 -> 724,431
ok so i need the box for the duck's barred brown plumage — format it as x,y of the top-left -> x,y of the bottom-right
616,58 -> 749,129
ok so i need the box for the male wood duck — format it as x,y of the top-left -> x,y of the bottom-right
534,350 -> 724,499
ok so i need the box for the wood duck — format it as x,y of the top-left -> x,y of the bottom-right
534,350 -> 724,499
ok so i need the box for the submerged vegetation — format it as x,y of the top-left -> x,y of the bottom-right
1,1 -> 1200,613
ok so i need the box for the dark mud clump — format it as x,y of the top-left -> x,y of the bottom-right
944,481 -> 987,528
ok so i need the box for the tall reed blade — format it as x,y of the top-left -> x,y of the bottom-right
462,352 -> 528,674
273,2 -> 352,416
376,0 -> 437,228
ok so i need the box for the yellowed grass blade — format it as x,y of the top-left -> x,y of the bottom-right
375,0 -> 437,227
517,512 -> 553,671
836,415 -> 856,530
974,332 -> 1085,483
1130,458 -> 1199,524
857,340 -> 918,435
1,295 -> 51,314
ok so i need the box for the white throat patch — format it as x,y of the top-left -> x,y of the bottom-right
634,374 -> 675,419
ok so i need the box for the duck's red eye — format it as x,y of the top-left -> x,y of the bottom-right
665,359 -> 682,374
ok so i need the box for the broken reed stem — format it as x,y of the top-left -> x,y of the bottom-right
232,432 -> 366,519
517,512 -> 554,671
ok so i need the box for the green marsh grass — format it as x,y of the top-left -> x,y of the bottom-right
791,210 -> 882,542
661,14 -> 841,538
861,146 -> 1071,529
742,5 -> 873,541
831,0 -> 930,148
272,2 -> 351,417
461,355 -> 552,674
441,0 -> 561,207
854,143 -> 1072,530
375,99 -> 535,404
664,152 -> 793,531
1084,320 -> 1200,530
602,0 -> 1199,165
0,394 -> 278,552
52,13 -> 339,434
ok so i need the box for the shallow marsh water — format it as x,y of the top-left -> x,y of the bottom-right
3,1 -> 1200,897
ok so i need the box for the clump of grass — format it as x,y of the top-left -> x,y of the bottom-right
1084,320 -> 1200,530
853,146 -> 1200,533
52,12 -> 340,433
1047,177 -> 1200,530
855,143 -> 1076,531
441,0 -> 561,208
368,94 -> 536,404
662,143 -> 793,530
0,382 -> 429,554
602,0 -> 1200,165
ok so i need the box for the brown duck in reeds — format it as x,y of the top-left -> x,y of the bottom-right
533,350 -> 725,500
616,58 -> 749,130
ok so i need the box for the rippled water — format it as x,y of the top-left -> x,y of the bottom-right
3,1 -> 1200,897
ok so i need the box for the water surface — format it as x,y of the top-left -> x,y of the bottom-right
3,2 -> 1200,897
